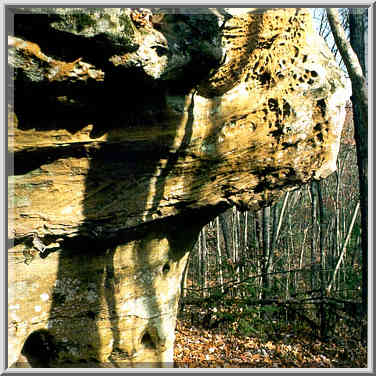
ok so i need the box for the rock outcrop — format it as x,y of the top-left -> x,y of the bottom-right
8,7 -> 348,367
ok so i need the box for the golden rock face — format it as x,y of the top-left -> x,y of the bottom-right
8,8 -> 347,367
9,225 -> 199,366
198,9 -> 310,95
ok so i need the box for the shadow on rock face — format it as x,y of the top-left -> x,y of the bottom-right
13,329 -> 57,368
8,7 -> 348,368
42,64 -> 204,367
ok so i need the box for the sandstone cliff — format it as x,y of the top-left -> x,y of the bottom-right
8,7 -> 348,367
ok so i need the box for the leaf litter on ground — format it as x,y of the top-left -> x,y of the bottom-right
173,319 -> 367,368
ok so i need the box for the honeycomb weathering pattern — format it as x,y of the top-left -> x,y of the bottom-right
198,8 -> 347,190
198,8 -> 313,96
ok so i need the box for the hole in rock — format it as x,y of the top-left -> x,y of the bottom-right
282,141 -> 298,150
268,98 -> 278,111
162,262 -> 171,274
259,72 -> 271,85
141,331 -> 157,350
86,310 -> 97,320
21,329 -> 57,367
152,45 -> 168,57
282,100 -> 291,117
314,123 -> 322,132
317,99 -> 327,116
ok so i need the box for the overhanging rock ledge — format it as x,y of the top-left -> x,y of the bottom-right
8,7 -> 348,367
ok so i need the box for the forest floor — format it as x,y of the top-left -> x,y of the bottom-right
173,318 -> 368,368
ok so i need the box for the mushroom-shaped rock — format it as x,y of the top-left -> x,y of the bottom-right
8,7 -> 348,367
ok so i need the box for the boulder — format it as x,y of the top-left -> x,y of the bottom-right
8,7 -> 348,367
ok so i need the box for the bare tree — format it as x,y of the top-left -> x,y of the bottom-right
326,8 -> 368,316
261,206 -> 272,300
327,202 -> 360,295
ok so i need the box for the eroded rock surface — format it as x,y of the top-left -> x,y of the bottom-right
8,7 -> 348,367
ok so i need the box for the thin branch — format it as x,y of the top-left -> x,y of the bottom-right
326,9 -> 368,110
275,191 -> 290,242
326,202 -> 360,294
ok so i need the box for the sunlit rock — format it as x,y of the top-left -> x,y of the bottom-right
8,7 -> 347,367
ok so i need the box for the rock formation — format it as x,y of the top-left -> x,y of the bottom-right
8,7 -> 348,367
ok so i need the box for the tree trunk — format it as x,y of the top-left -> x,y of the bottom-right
201,228 -> 208,298
261,206 -> 272,300
273,191 -> 290,249
334,170 -> 341,274
327,202 -> 360,294
219,213 -> 231,260
349,8 -> 368,319
349,9 -> 366,75
232,208 -> 240,295
216,217 -> 225,293
316,181 -> 328,339
310,182 -> 318,290
326,7 -> 368,317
